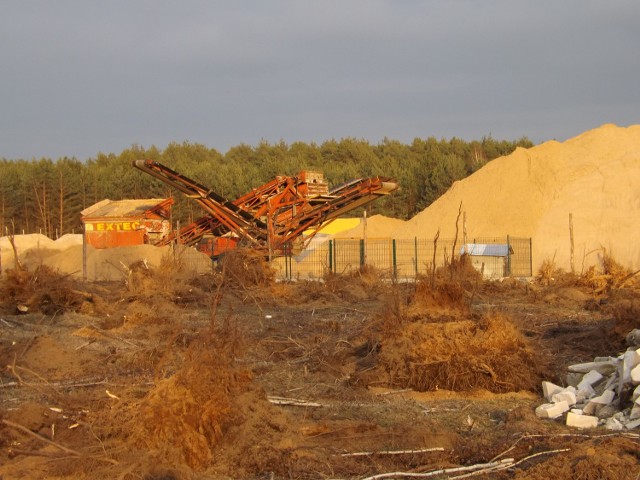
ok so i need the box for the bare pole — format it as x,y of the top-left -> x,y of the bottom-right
569,213 -> 575,274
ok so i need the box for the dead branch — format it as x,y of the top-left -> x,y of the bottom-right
490,432 -> 639,462
7,222 -> 23,270
359,458 -> 515,480
358,446 -> 571,480
451,449 -> 572,479
2,418 -> 118,465
339,447 -> 445,457
451,201 -> 463,270
267,395 -> 325,407
431,229 -> 440,288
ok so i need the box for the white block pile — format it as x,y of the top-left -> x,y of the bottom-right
535,344 -> 640,430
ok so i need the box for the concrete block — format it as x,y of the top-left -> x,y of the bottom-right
591,389 -> 615,405
604,417 -> 624,431
631,364 -> 640,385
542,381 -> 563,401
570,408 -> 584,415
633,384 -> 640,402
568,361 -> 617,375
566,411 -> 598,429
619,350 -> 640,385
602,372 -> 619,392
583,389 -> 616,415
535,401 -> 569,419
578,370 -> 603,389
631,348 -> 640,368
551,389 -> 577,406
576,383 -> 596,403
630,404 -> 640,421
625,418 -> 640,430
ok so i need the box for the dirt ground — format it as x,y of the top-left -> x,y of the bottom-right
0,252 -> 639,479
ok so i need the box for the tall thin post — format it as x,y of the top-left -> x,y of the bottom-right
569,213 -> 575,274
529,237 -> 533,277
392,239 -> 397,280
82,223 -> 87,281
414,237 -> 418,278
506,235 -> 511,276
328,239 -> 333,274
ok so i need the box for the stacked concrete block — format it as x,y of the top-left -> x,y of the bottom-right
535,401 -> 570,419
566,411 -> 598,429
536,341 -> 640,430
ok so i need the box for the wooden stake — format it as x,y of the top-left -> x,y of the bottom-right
569,213 -> 575,274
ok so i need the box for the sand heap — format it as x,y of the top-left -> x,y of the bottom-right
1,233 -> 212,281
334,214 -> 405,239
392,124 -> 640,272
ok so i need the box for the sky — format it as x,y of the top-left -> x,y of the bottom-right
1,1 -> 639,161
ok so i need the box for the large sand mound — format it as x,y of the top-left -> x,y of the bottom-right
392,123 -> 640,272
334,214 -> 405,239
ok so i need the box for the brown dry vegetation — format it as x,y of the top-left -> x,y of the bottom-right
0,250 -> 639,479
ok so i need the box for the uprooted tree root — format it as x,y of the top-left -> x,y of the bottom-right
120,317 -> 299,476
376,309 -> 545,393
217,248 -> 275,289
536,250 -> 640,294
130,317 -> 251,470
0,265 -> 88,315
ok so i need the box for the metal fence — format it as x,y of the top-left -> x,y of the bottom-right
271,236 -> 532,281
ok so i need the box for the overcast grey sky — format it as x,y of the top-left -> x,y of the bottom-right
1,1 -> 639,160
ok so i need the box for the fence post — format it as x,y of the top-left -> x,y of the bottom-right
529,237 -> 533,277
414,237 -> 418,278
392,239 -> 397,280
507,235 -> 511,276
82,223 -> 87,281
359,239 -> 365,269
328,239 -> 333,274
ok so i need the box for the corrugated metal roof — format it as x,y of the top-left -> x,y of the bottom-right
460,243 -> 512,257
81,198 -> 169,218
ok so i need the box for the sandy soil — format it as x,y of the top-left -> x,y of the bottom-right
1,252 -> 638,480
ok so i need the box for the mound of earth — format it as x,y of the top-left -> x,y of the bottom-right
392,123 -> 640,272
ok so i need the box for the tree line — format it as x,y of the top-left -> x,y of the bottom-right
0,136 -> 532,238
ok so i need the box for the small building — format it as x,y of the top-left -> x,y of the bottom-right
81,198 -> 174,249
460,243 -> 513,279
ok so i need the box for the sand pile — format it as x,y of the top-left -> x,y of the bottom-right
392,124 -> 640,272
53,233 -> 83,249
1,234 -> 212,281
0,234 -> 55,270
335,214 -> 405,239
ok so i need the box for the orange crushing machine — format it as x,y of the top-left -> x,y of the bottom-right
133,159 -> 398,258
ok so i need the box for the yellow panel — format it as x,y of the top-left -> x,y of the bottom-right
304,218 -> 361,236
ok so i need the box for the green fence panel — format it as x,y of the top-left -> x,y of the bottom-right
274,235 -> 532,281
